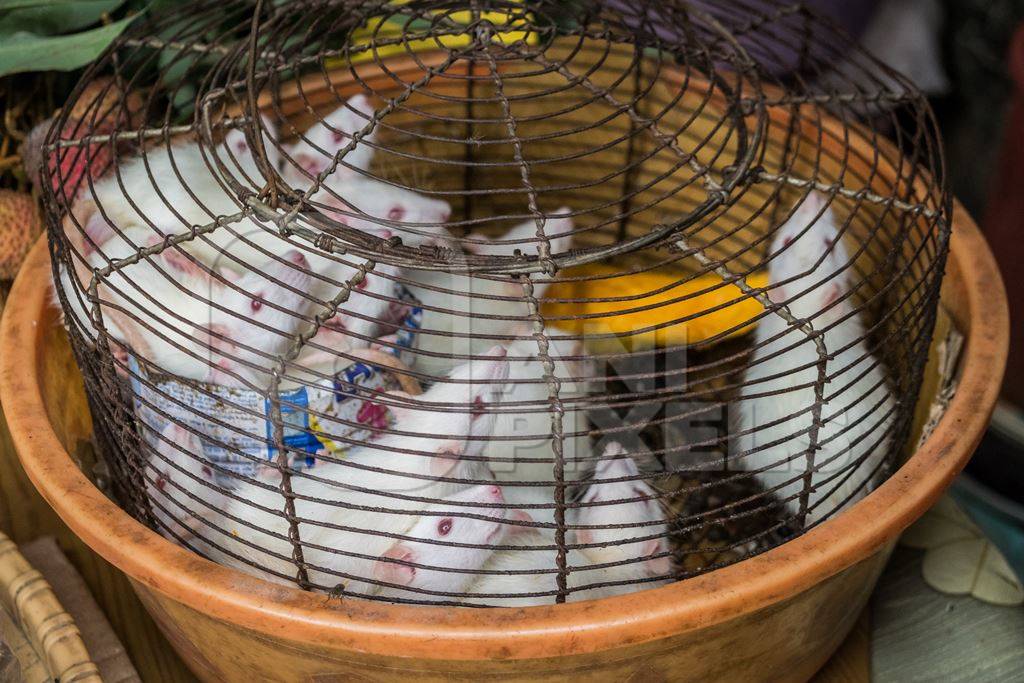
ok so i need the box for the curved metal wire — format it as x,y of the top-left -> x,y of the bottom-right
41,0 -> 949,607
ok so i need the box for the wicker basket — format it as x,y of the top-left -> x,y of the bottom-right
0,532 -> 99,682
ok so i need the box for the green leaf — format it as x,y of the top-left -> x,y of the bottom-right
0,0 -> 69,8
0,14 -> 136,77
0,0 -> 125,35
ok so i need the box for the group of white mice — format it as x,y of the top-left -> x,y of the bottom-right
52,94 -> 895,605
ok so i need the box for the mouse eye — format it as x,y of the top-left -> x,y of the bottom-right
824,237 -> 834,249
437,518 -> 453,536
355,277 -> 368,291
782,235 -> 795,248
388,206 -> 406,221
250,297 -> 264,313
331,130 -> 345,144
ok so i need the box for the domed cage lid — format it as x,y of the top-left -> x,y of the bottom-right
42,0 -> 948,274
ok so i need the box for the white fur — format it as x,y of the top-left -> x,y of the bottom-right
462,207 -> 574,257
79,116 -> 281,245
55,225 -> 315,387
485,337 -> 592,521
406,213 -> 574,378
733,192 -> 896,524
183,350 -> 512,594
71,98 -> 405,351
144,420 -> 227,543
279,95 -> 454,248
466,443 -> 672,606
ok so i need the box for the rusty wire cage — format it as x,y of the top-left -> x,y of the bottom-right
43,0 -> 949,606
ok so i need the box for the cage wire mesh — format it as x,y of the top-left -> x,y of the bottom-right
42,0 -> 949,606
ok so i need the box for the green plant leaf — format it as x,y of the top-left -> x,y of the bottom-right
0,0 -> 125,34
0,14 -> 135,77
0,0 -> 71,8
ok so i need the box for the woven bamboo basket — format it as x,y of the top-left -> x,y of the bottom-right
0,39 -> 1009,678
0,532 -> 100,682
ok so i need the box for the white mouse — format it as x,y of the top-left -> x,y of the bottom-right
404,212 -> 574,378
189,215 -> 406,360
567,443 -> 672,591
733,192 -> 896,526
66,107 -> 390,338
371,483 -> 511,602
187,348 -> 512,592
70,97 -> 418,354
144,420 -> 226,543
464,443 -> 672,606
78,114 -> 283,252
63,224 -> 315,388
307,344 -> 510,491
280,94 -> 455,248
485,335 -> 592,523
280,95 -> 378,185
50,257 -> 133,373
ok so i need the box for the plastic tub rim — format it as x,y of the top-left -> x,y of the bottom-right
0,199 -> 1007,661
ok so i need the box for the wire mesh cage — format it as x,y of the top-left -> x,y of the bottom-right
43,0 -> 949,606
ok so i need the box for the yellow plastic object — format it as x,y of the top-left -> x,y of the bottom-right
328,3 -> 537,68
541,265 -> 771,349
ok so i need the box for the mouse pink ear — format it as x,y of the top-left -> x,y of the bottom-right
767,282 -> 787,305
192,324 -> 235,356
642,539 -> 671,577
107,338 -> 130,370
346,93 -> 375,120
373,543 -> 416,586
820,282 -> 842,309
334,95 -> 377,172
574,528 -> 594,546
159,245 -> 207,281
292,151 -> 329,179
504,509 -> 534,538
430,446 -> 462,477
800,190 -> 827,214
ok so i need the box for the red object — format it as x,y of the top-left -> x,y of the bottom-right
983,22 -> 1024,407
356,400 -> 389,431
49,119 -> 115,202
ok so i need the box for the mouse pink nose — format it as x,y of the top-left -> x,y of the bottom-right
487,485 -> 504,502
287,251 -> 310,268
377,228 -> 393,240
437,207 -> 452,223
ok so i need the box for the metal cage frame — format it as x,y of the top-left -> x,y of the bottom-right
42,0 -> 949,606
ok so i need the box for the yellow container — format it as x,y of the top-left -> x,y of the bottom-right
542,266 -> 771,349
